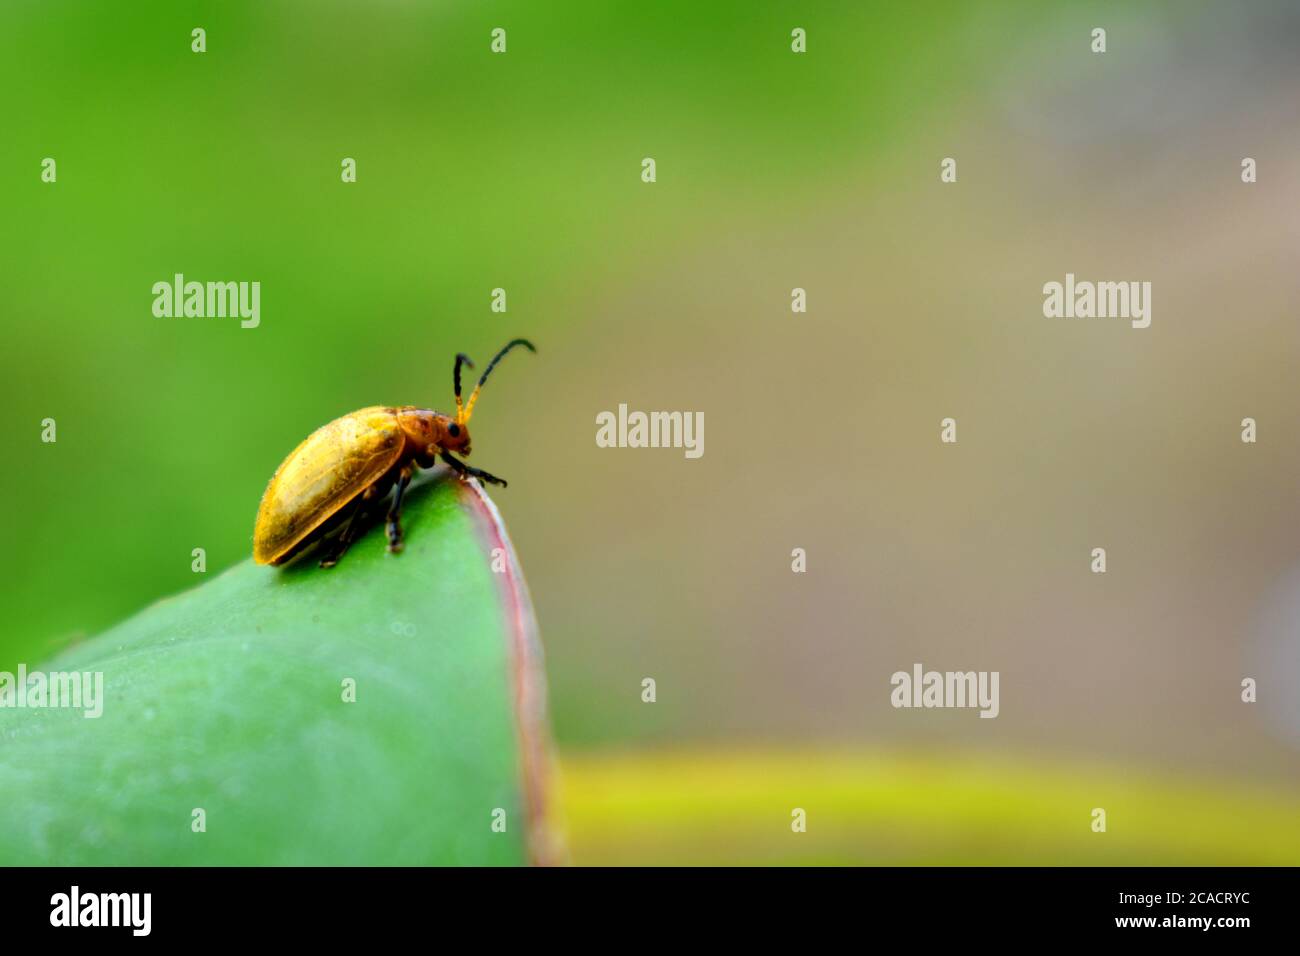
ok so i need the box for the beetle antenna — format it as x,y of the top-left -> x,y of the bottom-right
461,338 -> 536,423
453,352 -> 475,420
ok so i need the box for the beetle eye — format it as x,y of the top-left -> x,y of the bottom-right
448,423 -> 460,437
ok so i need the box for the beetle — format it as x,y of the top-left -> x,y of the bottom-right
253,338 -> 535,568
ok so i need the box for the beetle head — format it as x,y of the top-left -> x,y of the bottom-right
441,417 -> 471,456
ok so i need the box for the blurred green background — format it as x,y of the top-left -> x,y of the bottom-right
3,0 -> 1299,863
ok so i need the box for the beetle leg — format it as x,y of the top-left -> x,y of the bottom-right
439,450 -> 508,488
319,495 -> 367,568
386,465 -> 414,553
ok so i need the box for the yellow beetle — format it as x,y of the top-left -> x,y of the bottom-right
253,339 -> 535,568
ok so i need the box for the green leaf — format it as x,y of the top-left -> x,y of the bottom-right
0,472 -> 559,865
